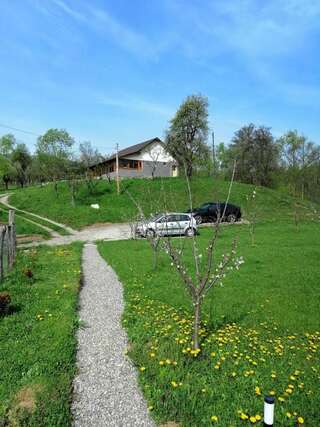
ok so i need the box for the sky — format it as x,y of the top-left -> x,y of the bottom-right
0,0 -> 319,155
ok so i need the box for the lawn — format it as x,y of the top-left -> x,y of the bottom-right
0,243 -> 82,426
98,220 -> 320,426
9,178 -> 316,229
0,208 -> 50,240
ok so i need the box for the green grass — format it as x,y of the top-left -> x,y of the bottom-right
9,178 -> 317,229
0,243 -> 82,426
0,209 -> 50,240
98,221 -> 320,426
0,203 -> 70,237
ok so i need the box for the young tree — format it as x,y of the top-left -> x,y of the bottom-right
11,143 -> 32,188
165,94 -> 209,178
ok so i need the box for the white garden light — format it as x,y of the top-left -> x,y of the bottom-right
264,395 -> 275,426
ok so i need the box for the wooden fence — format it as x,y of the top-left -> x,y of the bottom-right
0,210 -> 17,281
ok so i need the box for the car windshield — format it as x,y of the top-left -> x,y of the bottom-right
200,203 -> 211,208
150,213 -> 164,222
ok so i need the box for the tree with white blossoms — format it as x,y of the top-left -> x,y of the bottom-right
161,164 -> 244,350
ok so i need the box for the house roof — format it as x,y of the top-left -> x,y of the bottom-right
90,137 -> 163,168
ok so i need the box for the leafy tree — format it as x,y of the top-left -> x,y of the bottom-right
11,143 -> 32,188
165,94 -> 209,177
36,128 -> 74,183
79,141 -> 103,168
0,155 -> 16,190
229,124 -> 279,187
0,134 -> 16,158
278,130 -> 320,199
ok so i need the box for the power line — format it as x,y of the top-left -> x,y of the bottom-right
0,123 -> 41,137
0,122 -> 121,152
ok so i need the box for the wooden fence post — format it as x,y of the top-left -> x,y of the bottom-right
8,210 -> 16,270
0,225 -> 6,281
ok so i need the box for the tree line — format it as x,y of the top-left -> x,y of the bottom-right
165,95 -> 320,202
0,130 -> 103,190
1,95 -> 319,203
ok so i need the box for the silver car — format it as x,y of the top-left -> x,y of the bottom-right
136,213 -> 197,238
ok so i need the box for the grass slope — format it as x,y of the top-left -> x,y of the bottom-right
9,178 -> 315,229
98,222 -> 320,426
0,243 -> 82,426
0,209 -> 50,240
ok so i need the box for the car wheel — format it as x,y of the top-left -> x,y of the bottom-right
185,227 -> 196,237
227,213 -> 236,223
194,215 -> 202,224
146,229 -> 155,238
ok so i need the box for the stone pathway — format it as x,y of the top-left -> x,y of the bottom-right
72,243 -> 154,427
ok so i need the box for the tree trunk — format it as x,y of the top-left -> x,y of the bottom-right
187,163 -> 193,178
193,297 -> 202,350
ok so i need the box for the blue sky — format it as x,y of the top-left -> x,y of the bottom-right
0,0 -> 319,154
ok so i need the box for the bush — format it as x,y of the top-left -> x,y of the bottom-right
0,291 -> 11,315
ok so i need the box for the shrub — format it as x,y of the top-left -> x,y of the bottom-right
0,291 -> 11,315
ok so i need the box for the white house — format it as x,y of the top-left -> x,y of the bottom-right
90,137 -> 178,178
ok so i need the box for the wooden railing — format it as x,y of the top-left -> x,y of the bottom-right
0,210 -> 16,281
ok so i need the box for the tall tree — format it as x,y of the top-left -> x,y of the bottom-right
230,124 -> 279,187
165,94 -> 209,177
0,134 -> 16,158
278,130 -> 320,199
11,143 -> 32,188
36,128 -> 74,181
0,155 -> 16,190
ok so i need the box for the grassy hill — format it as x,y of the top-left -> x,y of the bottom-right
8,177 -> 317,229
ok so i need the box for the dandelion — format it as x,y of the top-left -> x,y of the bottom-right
297,417 -> 304,424
211,415 -> 218,422
139,366 -> 146,372
249,416 -> 257,423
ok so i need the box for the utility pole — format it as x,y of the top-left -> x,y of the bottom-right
115,143 -> 120,195
212,131 -> 216,175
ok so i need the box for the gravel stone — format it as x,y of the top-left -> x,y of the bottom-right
71,243 -> 155,427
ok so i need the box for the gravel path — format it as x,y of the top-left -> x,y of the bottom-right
72,243 -> 155,427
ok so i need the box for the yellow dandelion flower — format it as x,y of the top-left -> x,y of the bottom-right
286,412 -> 292,418
211,415 -> 218,422
297,417 -> 304,424
140,366 -> 146,372
249,416 -> 257,423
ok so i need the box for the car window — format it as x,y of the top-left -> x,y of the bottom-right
166,214 -> 179,222
179,214 -> 190,221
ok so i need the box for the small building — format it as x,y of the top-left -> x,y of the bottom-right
90,137 -> 178,179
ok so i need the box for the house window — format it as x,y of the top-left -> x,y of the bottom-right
119,159 -> 143,170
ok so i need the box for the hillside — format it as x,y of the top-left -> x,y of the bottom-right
8,177 -> 316,229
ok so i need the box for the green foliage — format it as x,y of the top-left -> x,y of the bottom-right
229,124 -> 279,187
278,130 -> 320,200
0,155 -> 17,189
36,129 -> 75,181
165,94 -> 210,177
0,243 -> 82,425
11,143 -> 32,188
0,134 -> 16,158
98,221 -> 320,426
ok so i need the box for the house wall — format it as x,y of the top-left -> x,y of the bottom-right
105,160 -> 174,179
124,141 -> 174,162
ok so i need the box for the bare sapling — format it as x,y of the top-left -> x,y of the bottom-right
245,187 -> 257,246
125,188 -> 162,270
161,162 -> 244,350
